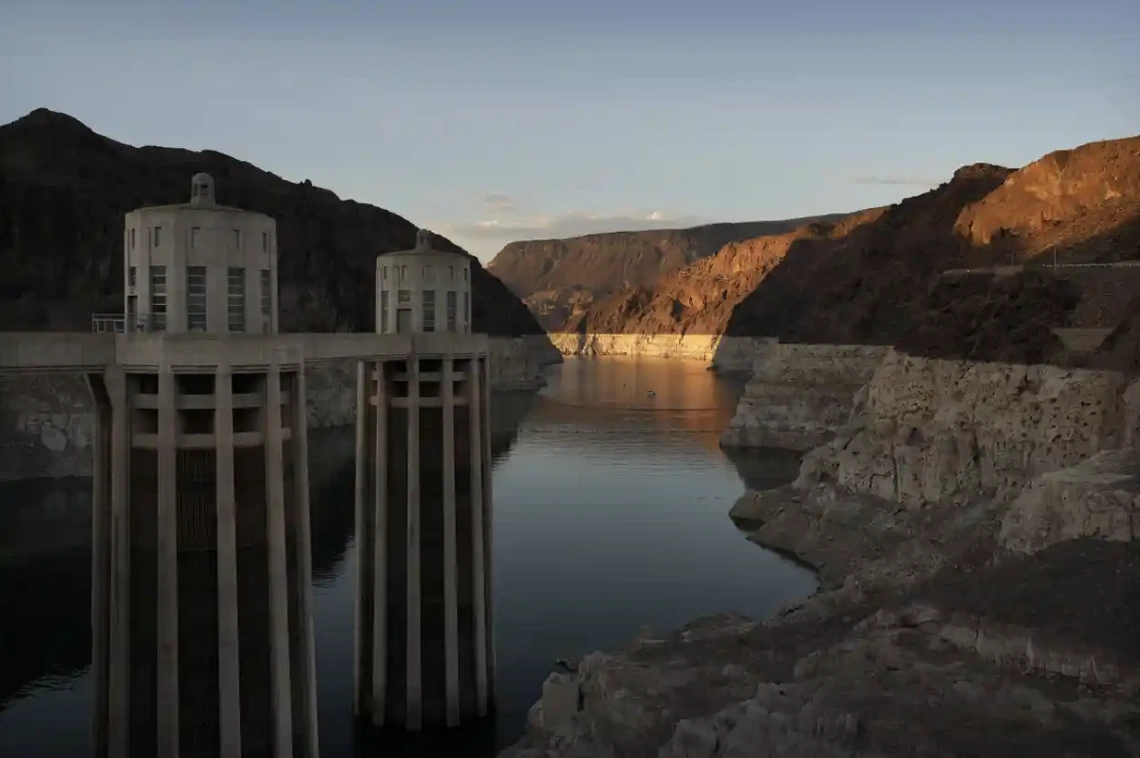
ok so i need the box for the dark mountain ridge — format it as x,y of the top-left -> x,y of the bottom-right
0,107 -> 544,336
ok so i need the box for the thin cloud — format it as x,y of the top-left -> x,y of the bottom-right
442,209 -> 711,242
852,175 -> 942,188
478,193 -> 517,213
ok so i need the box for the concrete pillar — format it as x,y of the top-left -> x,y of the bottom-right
370,361 -> 388,722
87,372 -> 111,758
441,355 -> 460,726
214,362 -> 242,758
265,363 -> 294,758
481,356 -> 497,694
156,363 -> 180,757
405,351 -> 422,730
353,361 -> 372,718
106,366 -> 131,756
292,367 -> 320,757
468,359 -> 489,716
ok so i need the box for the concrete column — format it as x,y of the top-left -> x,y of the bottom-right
156,364 -> 180,757
441,355 -> 460,726
370,361 -> 389,722
106,366 -> 131,756
265,363 -> 294,758
214,362 -> 242,758
353,361 -> 372,717
406,350 -> 422,730
292,367 -> 320,757
468,359 -> 489,716
87,372 -> 111,758
481,356 -> 497,696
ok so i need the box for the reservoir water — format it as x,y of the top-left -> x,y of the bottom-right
0,356 -> 817,756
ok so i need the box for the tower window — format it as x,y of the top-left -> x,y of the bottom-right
397,289 -> 411,305
187,266 -> 207,331
380,290 -> 389,332
130,228 -> 136,249
128,267 -> 136,287
190,226 -> 200,250
423,264 -> 434,282
232,229 -> 241,250
463,291 -> 469,327
261,231 -> 268,252
422,289 -> 436,332
463,267 -> 468,282
381,266 -> 388,281
150,266 -> 167,331
153,226 -> 162,248
260,269 -> 271,321
449,265 -> 455,281
228,267 -> 245,332
446,291 -> 457,332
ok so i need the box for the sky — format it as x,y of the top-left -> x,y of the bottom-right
1,0 -> 1137,261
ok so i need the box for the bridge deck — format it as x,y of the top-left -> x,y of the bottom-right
0,332 -> 488,374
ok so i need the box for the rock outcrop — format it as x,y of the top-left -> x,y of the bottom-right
795,349 -> 1133,507
501,350 -> 1140,757
720,344 -> 889,450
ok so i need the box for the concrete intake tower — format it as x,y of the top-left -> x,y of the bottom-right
352,229 -> 496,730
90,173 -> 319,758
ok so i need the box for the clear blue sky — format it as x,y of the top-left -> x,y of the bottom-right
2,0 -> 1137,260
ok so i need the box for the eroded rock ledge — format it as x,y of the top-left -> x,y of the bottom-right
546,333 -> 774,374
501,350 -> 1140,757
720,344 -> 889,450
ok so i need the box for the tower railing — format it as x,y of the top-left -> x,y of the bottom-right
91,313 -> 158,334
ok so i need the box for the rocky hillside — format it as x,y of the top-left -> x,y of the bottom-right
567,135 -> 1140,360
487,215 -> 848,330
0,108 -> 545,336
562,209 -> 885,335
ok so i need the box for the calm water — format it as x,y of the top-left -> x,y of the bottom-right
0,356 -> 817,756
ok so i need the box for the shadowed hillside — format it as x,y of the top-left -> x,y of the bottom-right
487,215 -> 849,330
566,135 -> 1140,362
0,108 -> 546,337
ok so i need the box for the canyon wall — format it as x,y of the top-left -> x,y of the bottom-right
547,332 -> 774,373
0,336 -> 560,482
720,343 -> 889,450
793,349 -> 1138,508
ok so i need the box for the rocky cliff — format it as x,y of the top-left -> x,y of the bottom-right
720,343 -> 889,450
793,350 -> 1135,508
564,136 -> 1140,360
487,215 -> 848,331
0,108 -> 549,342
545,333 -> 776,373
503,350 -> 1140,757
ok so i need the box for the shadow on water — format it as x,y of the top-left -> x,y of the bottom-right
719,445 -> 804,493
0,391 -> 540,752
0,478 -> 92,710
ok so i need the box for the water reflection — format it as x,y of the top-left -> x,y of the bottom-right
0,363 -> 817,757
0,479 -> 92,709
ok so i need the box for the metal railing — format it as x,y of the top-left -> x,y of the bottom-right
91,313 -> 159,334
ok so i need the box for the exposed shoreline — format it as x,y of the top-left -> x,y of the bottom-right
500,346 -> 1140,758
